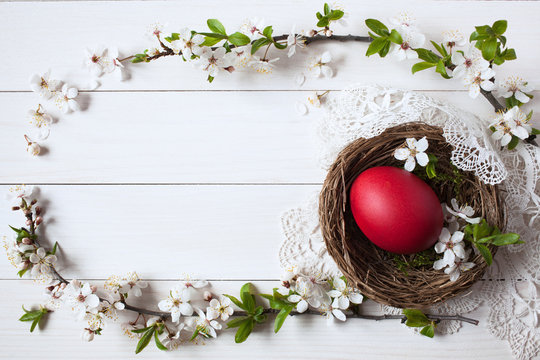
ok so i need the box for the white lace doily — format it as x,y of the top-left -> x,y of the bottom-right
279,85 -> 540,360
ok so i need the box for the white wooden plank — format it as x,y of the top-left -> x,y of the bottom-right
0,0 -> 539,91
1,90 -> 538,184
0,279 -> 513,359
0,184 -> 320,279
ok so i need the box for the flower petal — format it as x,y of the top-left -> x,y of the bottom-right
415,152 -> 429,167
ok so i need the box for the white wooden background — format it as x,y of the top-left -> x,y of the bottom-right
1,0 -> 539,358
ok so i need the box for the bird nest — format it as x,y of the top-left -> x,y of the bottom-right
319,123 -> 505,308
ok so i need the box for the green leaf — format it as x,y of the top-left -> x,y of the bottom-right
201,36 -> 223,47
507,135 -> 520,150
131,325 -> 153,333
435,60 -> 451,79
412,62 -> 436,74
475,243 -> 493,265
253,314 -> 267,324
379,41 -> 391,57
420,324 -> 435,338
531,128 -> 540,135
135,327 -> 155,354
365,19 -> 389,37
388,29 -> 402,44
235,318 -> 254,343
273,41 -> 287,50
483,233 -> 522,246
403,309 -> 430,327
223,294 -> 246,310
317,18 -> 330,28
240,283 -> 255,313
365,37 -> 389,57
190,329 -> 200,341
324,3 -> 330,15
470,31 -> 489,42
19,311 -> 43,322
415,48 -> 440,63
503,48 -> 517,60
328,10 -> 344,21
50,241 -> 58,255
430,41 -> 447,57
197,32 -> 228,40
207,75 -> 215,83
274,306 -> 293,333
9,225 -> 22,234
227,316 -> 251,328
262,26 -> 273,39
482,38 -> 498,61
228,32 -> 251,46
492,20 -> 507,35
30,318 -> 40,332
207,19 -> 226,35
251,38 -> 270,54
17,268 -> 28,277
154,330 -> 168,351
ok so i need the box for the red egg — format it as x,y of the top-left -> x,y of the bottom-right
349,166 -> 443,254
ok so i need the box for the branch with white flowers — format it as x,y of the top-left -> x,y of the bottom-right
4,185 -> 482,353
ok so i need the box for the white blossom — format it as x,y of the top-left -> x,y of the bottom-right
463,67 -> 496,98
393,137 -> 429,172
280,264 -> 299,283
240,17 -> 265,40
29,247 -> 56,278
495,76 -> 534,103
307,51 -> 333,78
287,276 -> 329,312
64,280 -> 100,320
287,26 -> 306,57
451,45 -> 489,79
491,106 -> 532,146
320,301 -> 346,321
55,84 -> 80,113
6,184 -> 35,204
29,71 -> 59,99
207,296 -> 234,321
27,142 -> 41,157
81,328 -> 95,342
170,28 -> 204,59
158,285 -> 193,323
146,22 -> 166,39
162,325 -> 184,350
444,250 -> 475,282
445,198 -> 481,224
223,45 -> 252,67
327,277 -> 363,310
198,47 -> 229,77
307,92 -> 322,107
442,30 -> 466,49
27,105 -> 52,140
187,308 -> 222,338
389,12 -> 419,32
433,228 -> 466,270
119,271 -> 148,298
83,47 -> 113,77
390,28 -> 425,61
249,56 -> 279,74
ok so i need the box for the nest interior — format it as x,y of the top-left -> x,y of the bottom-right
319,123 -> 504,308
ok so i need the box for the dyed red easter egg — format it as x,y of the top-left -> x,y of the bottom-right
349,166 -> 443,254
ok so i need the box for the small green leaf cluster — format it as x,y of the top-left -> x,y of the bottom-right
393,250 -> 442,276
133,320 -> 168,354
365,19 -> 402,57
224,283 -> 267,343
463,220 -> 522,265
402,309 -> 436,338
132,50 -> 150,63
260,288 -> 295,333
250,25 -> 286,55
197,19 -> 251,47
470,20 -> 516,65
315,3 -> 344,28
19,305 -> 48,332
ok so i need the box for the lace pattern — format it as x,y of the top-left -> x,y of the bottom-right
279,86 -> 540,359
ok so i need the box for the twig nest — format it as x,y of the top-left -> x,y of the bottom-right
319,123 -> 505,308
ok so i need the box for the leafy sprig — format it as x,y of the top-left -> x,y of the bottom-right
19,305 -> 49,333
224,283 -> 267,343
132,321 -> 168,354
463,219 -> 522,265
315,3 -> 345,28
260,288 -> 295,333
364,19 -> 402,57
470,20 -> 516,65
403,309 -> 436,338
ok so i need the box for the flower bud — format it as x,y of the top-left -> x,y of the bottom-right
25,219 -> 32,226
224,66 -> 235,73
22,260 -> 30,269
35,206 -> 42,216
203,291 -> 213,302
35,216 -> 43,226
47,285 -> 55,292
308,29 -> 317,37
81,328 -> 95,342
12,206 -> 20,211
281,280 -> 291,289
27,142 -> 41,156
31,199 -> 37,206
22,237 -> 33,245
323,28 -> 333,37
90,285 -> 98,293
